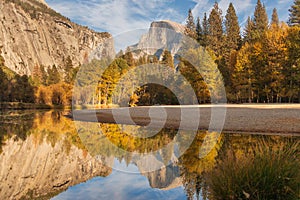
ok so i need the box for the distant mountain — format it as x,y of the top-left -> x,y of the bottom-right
129,20 -> 185,59
0,0 -> 115,75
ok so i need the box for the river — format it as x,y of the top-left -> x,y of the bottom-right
0,110 -> 299,199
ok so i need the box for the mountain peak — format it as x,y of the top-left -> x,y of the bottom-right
150,20 -> 185,33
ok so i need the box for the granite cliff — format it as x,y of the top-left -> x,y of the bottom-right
129,20 -> 185,59
0,0 -> 115,75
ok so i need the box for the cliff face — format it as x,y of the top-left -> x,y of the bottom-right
0,0 -> 115,75
130,20 -> 185,58
0,135 -> 112,199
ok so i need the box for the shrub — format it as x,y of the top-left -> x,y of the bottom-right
207,139 -> 300,200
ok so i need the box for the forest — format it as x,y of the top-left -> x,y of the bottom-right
1,0 -> 300,107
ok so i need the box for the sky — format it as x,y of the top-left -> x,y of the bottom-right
45,0 -> 294,35
45,0 -> 294,50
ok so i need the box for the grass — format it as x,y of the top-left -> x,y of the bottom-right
207,139 -> 300,200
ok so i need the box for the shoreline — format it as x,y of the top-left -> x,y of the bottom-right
71,104 -> 300,135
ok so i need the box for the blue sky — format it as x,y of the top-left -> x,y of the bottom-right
45,0 -> 294,36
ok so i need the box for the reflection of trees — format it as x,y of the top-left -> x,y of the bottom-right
207,136 -> 300,200
176,133 -> 300,200
0,110 -> 86,154
78,123 -> 177,163
178,132 -> 223,200
0,110 -> 35,153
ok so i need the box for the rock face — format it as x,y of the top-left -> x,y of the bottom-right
0,0 -> 115,75
130,20 -> 185,59
0,135 -> 112,199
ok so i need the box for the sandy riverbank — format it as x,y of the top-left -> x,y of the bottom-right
72,104 -> 300,135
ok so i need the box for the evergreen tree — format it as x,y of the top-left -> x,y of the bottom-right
196,17 -> 203,44
221,3 -> 241,90
208,2 -> 224,56
123,47 -> 135,67
244,16 -> 255,43
185,9 -> 197,39
271,8 -> 279,27
64,56 -> 73,83
47,65 -> 61,85
288,0 -> 300,26
161,49 -> 174,69
202,13 -> 209,47
225,3 -> 241,50
40,65 -> 48,85
253,0 -> 268,39
0,67 -> 8,102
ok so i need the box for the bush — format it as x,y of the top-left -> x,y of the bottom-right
207,139 -> 300,200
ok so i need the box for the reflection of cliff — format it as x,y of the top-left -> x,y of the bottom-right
140,162 -> 182,190
0,111 -> 112,199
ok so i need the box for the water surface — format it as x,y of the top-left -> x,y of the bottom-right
0,110 -> 299,199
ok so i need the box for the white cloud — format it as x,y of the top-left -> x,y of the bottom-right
46,0 -> 294,40
46,0 -> 182,36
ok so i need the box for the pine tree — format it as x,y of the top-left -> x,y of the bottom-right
271,8 -> 279,27
196,17 -> 203,44
221,3 -> 241,89
185,9 -> 197,39
202,13 -> 209,47
253,0 -> 268,39
208,2 -> 224,56
288,0 -> 300,26
47,65 -> 61,85
225,3 -> 241,50
244,16 -> 255,43
161,49 -> 174,69
64,56 -> 73,83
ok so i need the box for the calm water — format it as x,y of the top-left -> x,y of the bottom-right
0,110 -> 299,200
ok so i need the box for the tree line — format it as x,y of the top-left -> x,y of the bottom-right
0,51 -> 77,106
184,0 -> 300,103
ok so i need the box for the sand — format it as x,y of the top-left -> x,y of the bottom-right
71,104 -> 300,135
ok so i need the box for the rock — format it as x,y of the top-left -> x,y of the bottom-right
129,20 -> 185,59
0,0 -> 115,75
0,135 -> 112,199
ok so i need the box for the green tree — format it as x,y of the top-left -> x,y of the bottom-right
208,2 -> 224,56
0,67 -> 8,102
47,65 -> 61,85
225,3 -> 241,50
123,47 -> 135,66
64,56 -> 73,84
253,0 -> 268,39
185,9 -> 197,39
196,17 -> 203,44
202,13 -> 209,47
271,8 -> 279,27
161,49 -> 174,69
285,26 -> 300,102
243,16 -> 255,43
221,3 -> 241,91
288,0 -> 300,26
